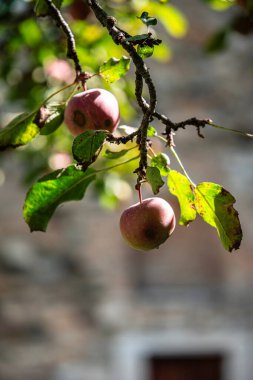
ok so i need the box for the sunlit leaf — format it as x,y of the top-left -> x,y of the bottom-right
0,112 -> 39,150
137,44 -> 154,58
151,153 -> 170,176
24,166 -> 96,232
195,182 -> 242,251
168,170 -> 196,226
147,125 -> 157,137
99,56 -> 131,83
72,130 -> 106,165
146,166 -> 164,194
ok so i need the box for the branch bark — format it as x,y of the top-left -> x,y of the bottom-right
44,0 -> 212,180
44,0 -> 82,76
87,0 -> 157,180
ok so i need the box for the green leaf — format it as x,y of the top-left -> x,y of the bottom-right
168,170 -> 196,226
39,104 -> 65,135
126,34 -> 150,42
34,0 -> 63,16
195,182 -> 242,252
146,166 -> 164,194
147,125 -> 157,137
24,166 -> 96,232
151,153 -> 170,176
137,12 -> 158,27
137,44 -> 154,59
99,56 -> 130,83
103,148 -> 130,159
0,112 -> 39,150
72,130 -> 106,165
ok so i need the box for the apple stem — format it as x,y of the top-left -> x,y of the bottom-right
157,134 -> 196,187
138,184 -> 143,204
148,146 -> 156,157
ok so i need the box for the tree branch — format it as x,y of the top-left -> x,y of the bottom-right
87,0 -> 157,180
135,73 -> 210,141
43,0 -> 212,176
44,0 -> 82,76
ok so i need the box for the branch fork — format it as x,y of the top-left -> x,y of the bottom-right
45,0 -> 212,185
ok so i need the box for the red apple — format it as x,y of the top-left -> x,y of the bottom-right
64,88 -> 120,136
120,197 -> 176,251
44,59 -> 75,84
69,0 -> 91,21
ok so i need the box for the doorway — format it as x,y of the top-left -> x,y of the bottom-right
149,354 -> 223,380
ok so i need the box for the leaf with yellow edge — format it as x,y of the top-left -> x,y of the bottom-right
195,182 -> 242,252
0,112 -> 39,150
168,170 -> 196,226
99,56 -> 130,83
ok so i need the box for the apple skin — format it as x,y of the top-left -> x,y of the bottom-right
45,59 -> 75,84
69,0 -> 91,21
64,89 -> 120,136
120,197 -> 176,251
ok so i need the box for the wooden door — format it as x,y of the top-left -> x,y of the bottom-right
149,354 -> 223,380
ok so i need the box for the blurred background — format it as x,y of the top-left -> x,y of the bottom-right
0,0 -> 253,379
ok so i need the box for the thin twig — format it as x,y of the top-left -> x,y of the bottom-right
44,0 -> 82,76
106,130 -> 139,144
135,72 -> 210,143
157,135 -> 196,186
